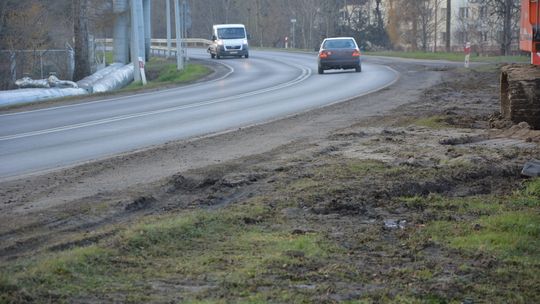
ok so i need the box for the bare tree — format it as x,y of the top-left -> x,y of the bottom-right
386,0 -> 400,48
418,0 -> 437,51
0,0 -> 48,50
485,0 -> 520,55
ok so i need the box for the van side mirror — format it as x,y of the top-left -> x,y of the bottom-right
247,33 -> 251,40
212,35 -> 217,41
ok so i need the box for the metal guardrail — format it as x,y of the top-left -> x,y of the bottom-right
96,38 -> 212,60
151,38 -> 212,47
97,38 -> 211,58
96,38 -> 212,48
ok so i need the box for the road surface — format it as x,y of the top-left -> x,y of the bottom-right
0,49 -> 398,178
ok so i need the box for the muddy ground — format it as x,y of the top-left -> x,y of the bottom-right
1,59 -> 539,303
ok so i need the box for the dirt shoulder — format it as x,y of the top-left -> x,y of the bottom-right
0,58 -> 443,218
1,59 -> 539,303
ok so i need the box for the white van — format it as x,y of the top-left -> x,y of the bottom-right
208,24 -> 249,59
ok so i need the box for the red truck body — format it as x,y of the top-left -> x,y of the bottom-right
520,0 -> 540,65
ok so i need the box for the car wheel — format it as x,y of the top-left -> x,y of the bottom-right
318,66 -> 324,74
355,64 -> 362,72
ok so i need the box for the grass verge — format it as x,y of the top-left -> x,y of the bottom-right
407,178 -> 540,302
123,57 -> 211,91
1,162 -> 538,302
364,50 -> 530,63
0,197 -> 342,303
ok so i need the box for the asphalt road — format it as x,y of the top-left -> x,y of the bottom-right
0,49 -> 399,178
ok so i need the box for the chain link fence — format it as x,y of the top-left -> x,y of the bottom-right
0,47 -> 75,90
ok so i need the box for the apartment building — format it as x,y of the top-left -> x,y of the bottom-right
437,0 -> 519,54
338,0 -> 520,54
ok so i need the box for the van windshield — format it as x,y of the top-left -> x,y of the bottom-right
217,28 -> 246,39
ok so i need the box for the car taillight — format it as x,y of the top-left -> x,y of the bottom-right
319,51 -> 331,58
352,49 -> 361,57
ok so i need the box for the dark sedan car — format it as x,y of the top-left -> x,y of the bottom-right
317,37 -> 362,74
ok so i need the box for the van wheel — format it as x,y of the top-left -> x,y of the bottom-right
216,54 -> 221,59
245,53 -> 249,59
211,53 -> 215,59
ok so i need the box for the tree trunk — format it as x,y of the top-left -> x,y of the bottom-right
434,0 -> 438,52
411,11 -> 418,51
445,0 -> 451,52
501,0 -> 512,55
73,0 -> 91,81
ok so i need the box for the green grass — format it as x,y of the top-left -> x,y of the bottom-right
1,163 -> 538,302
104,51 -> 114,65
123,57 -> 211,91
412,115 -> 450,129
0,197 -> 342,303
364,50 -> 530,63
408,178 -> 540,302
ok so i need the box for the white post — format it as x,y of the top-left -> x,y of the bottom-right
166,0 -> 171,58
174,0 -> 183,70
291,19 -> 296,49
138,56 -> 147,85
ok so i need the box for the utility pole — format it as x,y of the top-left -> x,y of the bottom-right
143,0 -> 151,62
182,0 -> 187,63
174,0 -> 184,70
166,0 -> 171,58
130,0 -> 145,82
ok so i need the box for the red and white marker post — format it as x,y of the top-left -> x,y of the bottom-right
138,57 -> 147,85
464,42 -> 471,68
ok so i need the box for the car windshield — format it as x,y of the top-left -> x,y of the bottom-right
323,39 -> 355,49
217,28 -> 246,39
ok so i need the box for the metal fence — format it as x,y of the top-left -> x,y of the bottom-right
0,48 -> 74,90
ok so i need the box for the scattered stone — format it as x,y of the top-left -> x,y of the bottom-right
383,219 -> 406,230
473,223 -> 482,231
292,284 -> 317,290
291,228 -> 316,235
125,196 -> 155,211
243,216 -> 262,224
517,122 -> 531,129
284,250 -> 305,258
439,135 -> 480,145
521,159 -> 540,177
281,207 -> 303,218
